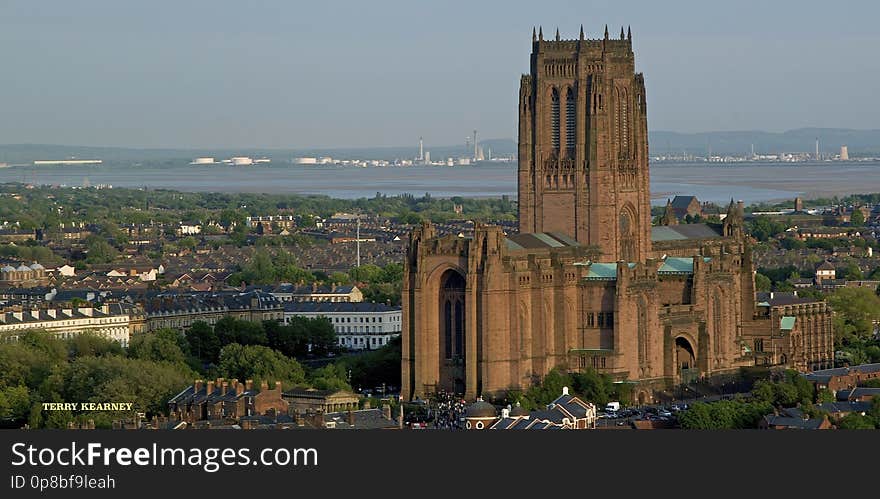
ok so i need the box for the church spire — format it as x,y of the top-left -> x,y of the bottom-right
627,25 -> 632,41
533,27 -> 536,43
604,24 -> 609,40
620,26 -> 625,40
555,28 -> 560,41
579,24 -> 584,40
539,26 -> 543,41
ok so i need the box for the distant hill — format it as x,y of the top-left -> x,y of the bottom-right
649,128 -> 880,156
2,128 -> 878,163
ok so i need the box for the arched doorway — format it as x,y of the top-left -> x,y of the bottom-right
675,336 -> 698,384
439,269 -> 466,395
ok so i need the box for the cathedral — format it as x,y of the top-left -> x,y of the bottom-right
401,26 -> 833,404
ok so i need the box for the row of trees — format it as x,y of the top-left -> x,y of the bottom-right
0,319 -> 356,428
0,184 -> 516,241
678,370 -> 880,429
185,316 -> 338,367
502,367 -> 631,410
227,255 -> 405,305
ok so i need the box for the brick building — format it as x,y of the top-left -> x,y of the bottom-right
401,26 -> 833,404
168,379 -> 289,423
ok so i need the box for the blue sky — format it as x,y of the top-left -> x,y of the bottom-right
1,0 -> 877,148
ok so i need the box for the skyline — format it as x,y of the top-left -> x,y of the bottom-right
2,0 -> 879,149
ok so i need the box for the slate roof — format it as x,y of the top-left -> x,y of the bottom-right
144,290 -> 281,315
755,292 -> 820,307
505,232 -> 580,251
283,302 -> 400,314
265,283 -> 359,295
816,401 -> 872,415
762,415 -> 827,429
323,409 -> 398,429
168,384 -> 255,406
651,223 -> 722,242
836,387 -> 880,401
803,363 -> 880,384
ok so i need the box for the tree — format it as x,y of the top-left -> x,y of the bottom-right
827,287 -> 880,345
185,321 -> 221,365
308,364 -> 352,392
851,209 -> 866,226
837,412 -> 875,429
0,385 -> 31,422
68,333 -> 125,358
842,263 -> 864,281
128,329 -> 188,365
217,344 -> 305,386
754,273 -> 772,292
870,396 -> 880,422
214,317 -> 267,347
84,235 -> 118,264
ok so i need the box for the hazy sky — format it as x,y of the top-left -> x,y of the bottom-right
1,0 -> 878,149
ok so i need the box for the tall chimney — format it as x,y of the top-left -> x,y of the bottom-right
206,380 -> 215,395
245,379 -> 253,391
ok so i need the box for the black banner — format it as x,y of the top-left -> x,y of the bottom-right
2,430 -> 878,496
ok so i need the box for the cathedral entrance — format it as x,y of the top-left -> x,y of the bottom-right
675,337 -> 699,384
438,269 -> 466,395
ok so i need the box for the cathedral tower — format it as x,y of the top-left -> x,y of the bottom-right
518,25 -> 651,262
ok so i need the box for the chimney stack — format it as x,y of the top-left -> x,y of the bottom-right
260,380 -> 269,392
236,382 -> 244,396
194,380 -> 203,393
275,381 -> 282,392
206,380 -> 215,395
245,379 -> 253,391
220,382 -> 228,396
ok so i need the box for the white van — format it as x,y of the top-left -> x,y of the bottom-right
605,401 -> 621,413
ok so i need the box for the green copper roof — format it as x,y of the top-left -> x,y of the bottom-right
780,316 -> 796,331
586,263 -> 620,280
658,257 -> 694,273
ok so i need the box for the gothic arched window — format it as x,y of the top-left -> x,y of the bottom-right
565,87 -> 576,154
551,88 -> 560,150
619,208 -> 637,262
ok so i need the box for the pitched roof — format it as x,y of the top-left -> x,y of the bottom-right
651,223 -> 722,242
283,301 -> 400,314
505,232 -> 580,251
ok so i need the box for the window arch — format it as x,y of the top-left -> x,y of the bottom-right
565,87 -> 576,153
551,88 -> 560,150
619,205 -> 637,262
